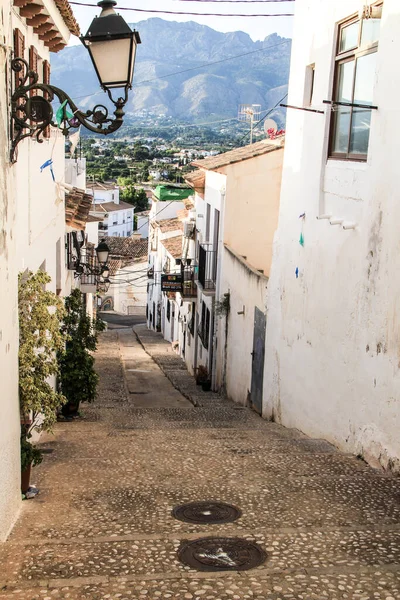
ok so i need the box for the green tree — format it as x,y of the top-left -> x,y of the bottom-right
58,290 -> 104,416
121,184 -> 149,212
18,271 -> 66,471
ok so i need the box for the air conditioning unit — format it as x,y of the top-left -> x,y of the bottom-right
184,222 -> 195,238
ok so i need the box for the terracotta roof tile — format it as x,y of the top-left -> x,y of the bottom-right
191,138 -> 284,171
161,234 -> 183,259
176,209 -> 189,221
184,170 -> 205,191
65,188 -> 92,230
95,201 -> 134,212
89,181 -> 118,191
54,0 -> 80,36
86,214 -> 103,223
108,258 -> 122,276
157,217 -> 183,233
103,236 -> 148,261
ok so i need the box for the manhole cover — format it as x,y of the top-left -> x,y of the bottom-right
172,501 -> 241,524
178,537 -> 267,571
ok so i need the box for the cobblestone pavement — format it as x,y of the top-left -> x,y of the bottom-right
1,330 -> 400,600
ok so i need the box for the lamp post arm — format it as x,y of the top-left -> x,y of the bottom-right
10,58 -> 128,162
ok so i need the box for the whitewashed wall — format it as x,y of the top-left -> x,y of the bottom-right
0,2 -> 21,540
263,0 -> 400,471
91,187 -> 119,204
65,159 -> 87,190
0,0 -> 71,539
137,214 -> 149,239
107,207 -> 134,238
216,246 -> 268,404
150,199 -> 185,222
194,171 -> 226,376
111,260 -> 147,313
14,131 -> 66,295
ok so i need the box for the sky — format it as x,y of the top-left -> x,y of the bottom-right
68,0 -> 294,45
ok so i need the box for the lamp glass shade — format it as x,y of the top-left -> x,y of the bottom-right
86,36 -> 137,89
80,2 -> 140,90
96,241 -> 110,265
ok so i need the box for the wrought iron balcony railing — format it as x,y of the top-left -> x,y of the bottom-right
198,243 -> 217,291
181,265 -> 197,298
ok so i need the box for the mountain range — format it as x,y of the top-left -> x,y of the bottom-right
51,18 -> 291,121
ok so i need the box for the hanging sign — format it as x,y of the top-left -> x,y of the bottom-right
161,273 -> 183,292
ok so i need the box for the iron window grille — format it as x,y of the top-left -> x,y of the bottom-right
198,301 -> 210,349
198,243 -> 217,291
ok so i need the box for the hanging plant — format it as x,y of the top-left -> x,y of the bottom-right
18,270 -> 66,484
215,293 -> 230,318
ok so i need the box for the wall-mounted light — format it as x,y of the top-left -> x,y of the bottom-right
10,0 -> 141,162
95,241 -> 110,265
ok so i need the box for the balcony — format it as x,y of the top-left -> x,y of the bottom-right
181,266 -> 197,298
198,244 -> 217,291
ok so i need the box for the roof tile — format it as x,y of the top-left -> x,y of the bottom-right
54,0 -> 80,36
157,218 -> 183,233
191,138 -> 284,171
103,236 -> 148,261
161,234 -> 183,259
65,188 -> 92,230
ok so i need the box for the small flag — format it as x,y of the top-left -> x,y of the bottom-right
56,100 -> 73,127
40,159 -> 55,181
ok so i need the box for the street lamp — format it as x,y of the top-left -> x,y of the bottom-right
101,265 -> 110,279
95,241 -> 110,265
10,0 -> 141,162
81,0 -> 140,92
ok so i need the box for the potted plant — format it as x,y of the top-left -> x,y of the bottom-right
196,365 -> 209,386
18,271 -> 66,493
58,289 -> 104,417
20,434 -> 43,494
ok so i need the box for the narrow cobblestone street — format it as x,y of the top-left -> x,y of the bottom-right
1,329 -> 400,599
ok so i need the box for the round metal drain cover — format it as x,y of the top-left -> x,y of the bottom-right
172,501 -> 241,524
178,537 -> 267,572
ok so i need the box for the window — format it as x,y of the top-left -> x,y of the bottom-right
29,47 -> 38,97
198,301 -> 210,349
167,300 -> 171,322
329,9 -> 381,160
205,203 -> 211,242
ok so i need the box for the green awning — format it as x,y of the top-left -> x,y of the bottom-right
153,185 -> 193,201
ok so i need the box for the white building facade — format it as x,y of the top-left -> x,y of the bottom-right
0,0 -> 78,540
263,0 -> 400,470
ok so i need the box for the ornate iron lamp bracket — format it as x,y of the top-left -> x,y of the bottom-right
10,57 -> 128,163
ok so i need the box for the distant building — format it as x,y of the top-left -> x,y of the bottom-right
99,236 -> 148,313
88,181 -> 134,238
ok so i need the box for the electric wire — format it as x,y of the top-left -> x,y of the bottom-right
69,38 -> 291,101
69,2 -> 294,17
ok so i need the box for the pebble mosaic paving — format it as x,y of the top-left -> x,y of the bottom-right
1,330 -> 400,599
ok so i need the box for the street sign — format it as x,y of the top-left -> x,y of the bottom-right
161,273 -> 183,292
